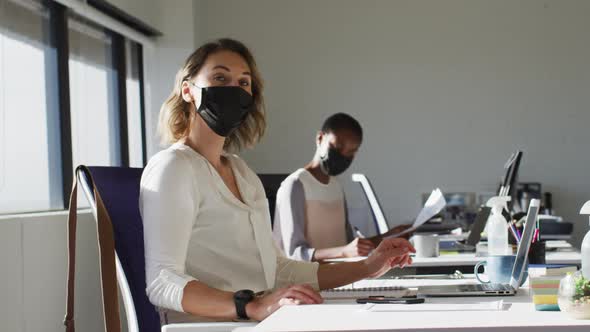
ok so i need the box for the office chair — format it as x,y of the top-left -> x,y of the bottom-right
69,166 -> 254,332
351,173 -> 390,234
257,173 -> 289,228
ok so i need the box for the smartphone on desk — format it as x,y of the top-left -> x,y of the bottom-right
356,297 -> 425,304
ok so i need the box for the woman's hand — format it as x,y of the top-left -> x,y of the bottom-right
245,284 -> 323,321
363,237 -> 416,278
388,224 -> 414,239
342,238 -> 375,257
368,224 -> 414,246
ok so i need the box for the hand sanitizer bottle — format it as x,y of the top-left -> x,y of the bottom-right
580,201 -> 590,278
486,196 -> 512,255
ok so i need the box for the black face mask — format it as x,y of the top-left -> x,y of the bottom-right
196,86 -> 255,137
320,146 -> 353,176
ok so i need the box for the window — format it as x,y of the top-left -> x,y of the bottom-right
68,15 -> 121,169
125,40 -> 145,168
0,0 -> 63,214
0,0 -> 148,214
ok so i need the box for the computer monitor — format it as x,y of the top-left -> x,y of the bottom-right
499,150 -> 523,212
353,151 -> 523,238
444,151 -> 523,250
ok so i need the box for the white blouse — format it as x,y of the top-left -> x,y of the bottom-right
139,142 -> 319,321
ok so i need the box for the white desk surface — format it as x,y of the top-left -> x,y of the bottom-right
414,250 -> 580,267
327,241 -> 581,267
164,277 -> 590,332
251,277 -> 590,332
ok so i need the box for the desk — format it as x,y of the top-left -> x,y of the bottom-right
328,240 -> 581,275
251,278 -> 590,332
163,243 -> 583,332
409,242 -> 580,275
409,249 -> 579,271
166,277 -> 590,332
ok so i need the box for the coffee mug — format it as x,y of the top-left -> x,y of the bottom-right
413,234 -> 439,258
474,255 -> 527,285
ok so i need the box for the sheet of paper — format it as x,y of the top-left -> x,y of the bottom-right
386,188 -> 446,238
364,300 -> 504,312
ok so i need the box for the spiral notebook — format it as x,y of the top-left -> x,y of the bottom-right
321,286 -> 416,299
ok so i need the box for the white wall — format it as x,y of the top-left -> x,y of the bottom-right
0,211 -> 104,332
111,0 -> 197,157
193,0 -> 590,246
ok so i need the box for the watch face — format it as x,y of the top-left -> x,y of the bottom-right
235,289 -> 255,302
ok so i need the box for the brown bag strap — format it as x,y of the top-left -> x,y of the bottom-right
64,166 -> 121,332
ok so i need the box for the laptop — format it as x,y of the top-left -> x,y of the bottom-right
439,206 -> 490,252
417,198 -> 539,297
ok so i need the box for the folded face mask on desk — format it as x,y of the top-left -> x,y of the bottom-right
195,86 -> 255,137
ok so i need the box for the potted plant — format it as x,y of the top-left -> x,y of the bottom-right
558,271 -> 590,319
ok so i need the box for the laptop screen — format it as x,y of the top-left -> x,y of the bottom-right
509,199 -> 540,289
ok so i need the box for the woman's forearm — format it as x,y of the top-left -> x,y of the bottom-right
312,246 -> 345,261
181,280 -> 237,319
316,260 -> 370,290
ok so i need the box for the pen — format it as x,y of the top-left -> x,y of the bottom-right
354,226 -> 366,239
515,224 -> 522,241
536,216 -> 541,242
508,223 -> 520,243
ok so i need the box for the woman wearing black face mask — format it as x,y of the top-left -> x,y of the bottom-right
273,113 -> 414,262
273,113 -> 371,261
140,39 -> 415,324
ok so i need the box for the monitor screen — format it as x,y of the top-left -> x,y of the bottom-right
499,150 -> 523,212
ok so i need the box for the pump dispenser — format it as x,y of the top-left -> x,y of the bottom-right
486,196 -> 512,255
580,201 -> 590,278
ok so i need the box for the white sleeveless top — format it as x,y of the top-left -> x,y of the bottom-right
273,169 -> 349,261
298,170 -> 348,249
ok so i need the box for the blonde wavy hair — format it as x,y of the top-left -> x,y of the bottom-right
158,38 -> 266,151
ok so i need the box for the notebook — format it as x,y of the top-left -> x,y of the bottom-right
321,286 -> 416,299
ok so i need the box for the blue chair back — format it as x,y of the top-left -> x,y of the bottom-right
79,166 -> 160,332
257,173 -> 289,228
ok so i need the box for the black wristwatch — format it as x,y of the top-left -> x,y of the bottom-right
233,289 -> 255,320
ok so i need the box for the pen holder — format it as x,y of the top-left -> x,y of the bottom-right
528,240 -> 546,265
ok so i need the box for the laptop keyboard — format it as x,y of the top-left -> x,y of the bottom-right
457,284 -> 512,292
